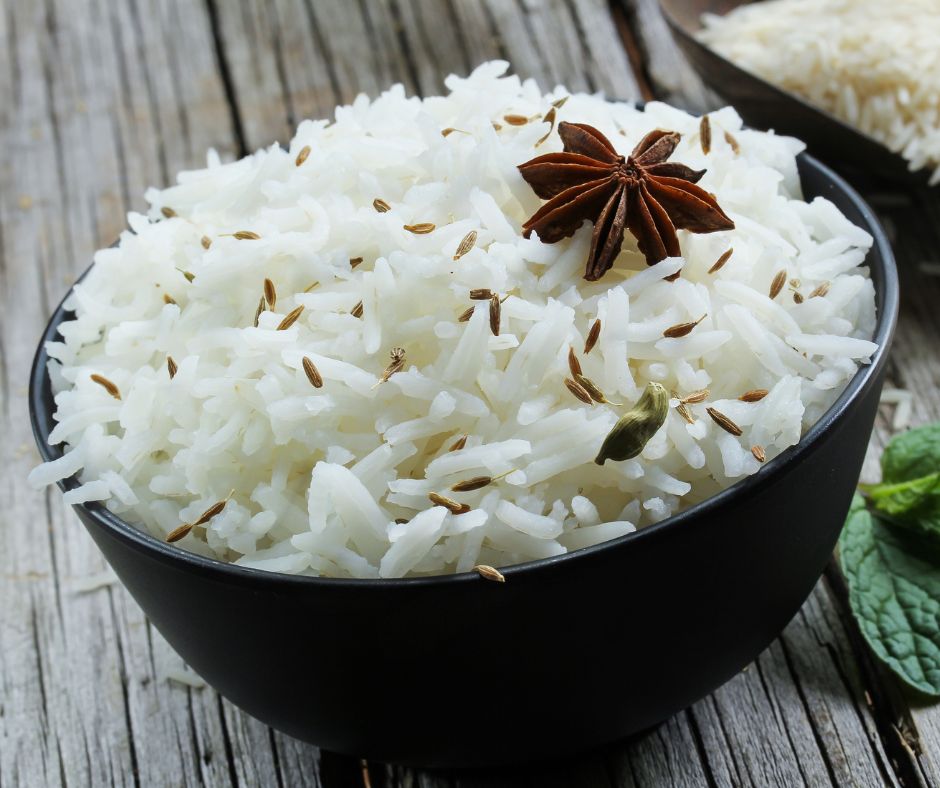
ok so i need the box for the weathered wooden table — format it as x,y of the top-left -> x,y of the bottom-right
3,1 -> 939,785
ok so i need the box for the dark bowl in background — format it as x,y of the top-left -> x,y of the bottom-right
30,154 -> 897,767
658,0 -> 929,187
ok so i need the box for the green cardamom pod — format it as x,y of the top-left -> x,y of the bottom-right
595,382 -> 669,465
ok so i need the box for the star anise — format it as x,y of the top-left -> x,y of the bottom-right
518,121 -> 735,281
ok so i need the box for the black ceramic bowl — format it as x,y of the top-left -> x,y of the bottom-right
658,0 -> 929,186
30,154 -> 897,768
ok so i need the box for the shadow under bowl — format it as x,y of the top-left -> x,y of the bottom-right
659,0 -> 930,187
30,154 -> 897,767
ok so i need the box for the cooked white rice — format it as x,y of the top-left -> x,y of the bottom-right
697,0 -> 940,184
29,61 -> 878,578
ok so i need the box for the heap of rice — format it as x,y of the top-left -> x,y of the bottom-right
698,0 -> 940,184
29,61 -> 878,578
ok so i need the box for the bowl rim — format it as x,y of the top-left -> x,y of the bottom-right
29,152 -> 899,590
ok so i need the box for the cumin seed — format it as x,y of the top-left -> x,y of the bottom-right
451,476 -> 493,493
304,281 -> 320,293
663,313 -> 706,339
810,281 -> 831,298
681,389 -> 710,404
233,230 -> 261,240
751,445 -> 766,463
349,257 -> 363,268
769,270 -> 787,299
565,377 -> 593,405
724,131 -> 740,154
503,114 -> 528,126
469,288 -> 492,301
706,406 -> 743,436
457,305 -> 475,322
276,305 -> 304,331
700,115 -> 712,155
376,347 -> 406,385
404,223 -> 435,235
676,402 -> 695,424
739,388 -> 769,402
295,145 -> 311,166
181,270 -> 195,283
576,374 -> 619,405
428,492 -> 470,515
473,564 -> 505,582
253,296 -> 265,327
793,291 -> 804,304
708,248 -> 733,274
489,294 -> 500,336
167,356 -> 178,379
394,518 -> 409,524
568,346 -> 582,378
373,198 -> 391,213
552,96 -> 569,108
161,206 -> 177,218
166,522 -> 194,543
263,278 -> 276,309
584,319 -> 601,354
163,293 -> 177,306
302,356 -> 323,388
193,498 -> 229,526
492,122 -> 502,131
201,235 -> 212,250
90,374 -> 121,400
448,433 -> 468,452
536,106 -> 556,146
453,230 -> 477,260
351,301 -> 364,318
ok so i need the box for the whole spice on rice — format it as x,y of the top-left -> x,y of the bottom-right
428,492 -> 471,515
161,206 -> 177,218
233,230 -> 261,240
263,278 -> 277,309
200,235 -> 211,249
166,356 -> 178,379
700,115 -> 712,154
536,107 -> 557,146
90,374 -> 121,400
518,122 -> 734,280
567,346 -> 583,377
404,223 -> 435,235
504,114 -> 529,126
584,319 -> 601,354
575,374 -> 619,405
373,198 -> 391,213
681,389 -> 710,404
166,494 -> 231,543
377,347 -> 406,385
489,294 -> 501,336
180,270 -> 195,283
448,434 -> 468,452
724,131 -> 740,154
708,248 -> 733,273
351,301 -> 364,318
676,402 -> 696,424
163,293 -> 177,306
349,257 -> 363,268
751,445 -> 767,463
450,470 -> 512,493
552,96 -> 569,108
793,291 -> 805,304
276,305 -> 305,331
253,296 -> 266,327
596,382 -> 669,464
565,377 -> 594,405
302,356 -> 323,388
295,145 -> 311,166
769,270 -> 787,299
706,406 -> 743,436
453,230 -> 477,260
739,388 -> 769,402
457,305 -> 475,322
663,314 -> 706,339
473,564 -> 506,583
469,288 -> 492,300
810,281 -> 831,298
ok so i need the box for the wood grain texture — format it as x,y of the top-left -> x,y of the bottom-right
1,1 -> 938,786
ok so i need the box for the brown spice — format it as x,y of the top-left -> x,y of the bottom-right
351,301 -> 364,319
751,445 -> 766,463
453,230 -> 477,260
700,115 -> 712,155
349,257 -> 364,268
739,388 -> 769,402
302,356 -> 323,388
181,270 -> 195,283
457,305 -> 475,322
161,206 -> 177,218
166,356 -> 178,379
503,114 -> 529,126
567,346 -> 582,378
469,288 -> 492,300
377,347 -> 406,384
489,294 -> 501,336
404,223 -> 435,235
676,402 -> 695,424
576,374 -> 618,405
584,319 -> 602,354
681,389 -> 710,404
769,270 -> 787,299
552,96 -> 569,109
536,107 -> 556,146
263,278 -> 276,309
90,374 -> 121,400
724,131 -> 740,154
373,198 -> 391,213
428,492 -> 471,515
233,230 -> 261,240
706,406 -> 743,436
663,314 -> 706,339
810,281 -> 831,298
793,291 -> 804,304
295,145 -> 311,167
200,235 -> 212,250
163,293 -> 177,306
276,305 -> 305,331
708,248 -> 733,274
165,522 -> 194,543
253,296 -> 266,327
451,476 -> 495,493
565,377 -> 594,405
448,434 -> 468,452
304,281 -> 320,292
473,564 -> 505,582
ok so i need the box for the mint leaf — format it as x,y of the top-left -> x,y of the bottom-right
840,494 -> 940,696
882,422 -> 940,484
